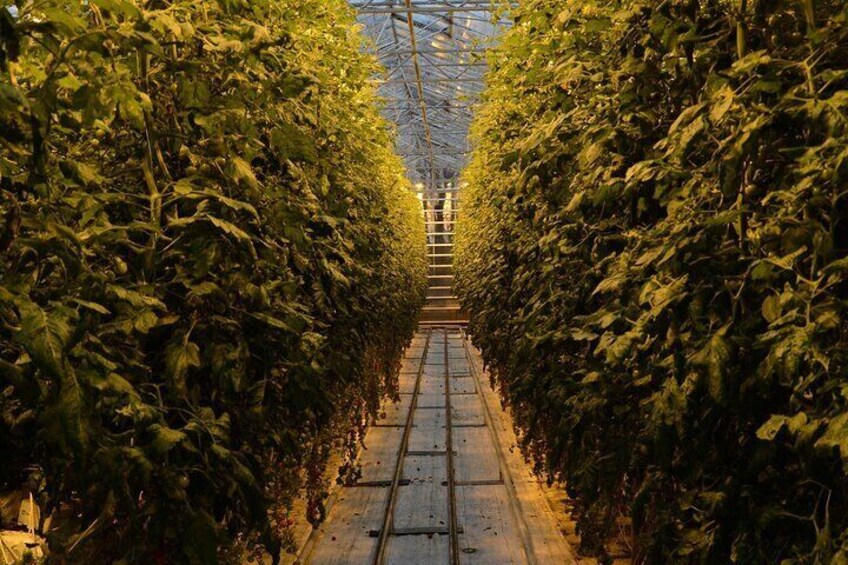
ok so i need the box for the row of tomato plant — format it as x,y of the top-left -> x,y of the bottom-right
456,0 -> 848,562
0,0 -> 427,562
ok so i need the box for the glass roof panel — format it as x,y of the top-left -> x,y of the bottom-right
349,1 -> 512,190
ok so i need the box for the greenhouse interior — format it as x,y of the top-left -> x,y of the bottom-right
1,0 -> 847,563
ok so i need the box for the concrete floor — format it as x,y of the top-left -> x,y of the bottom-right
300,328 -> 577,565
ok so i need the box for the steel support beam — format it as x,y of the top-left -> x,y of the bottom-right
378,78 -> 481,84
360,6 -> 509,15
373,48 -> 487,56
403,0 -> 438,188
352,0 -> 510,191
351,0 -> 509,7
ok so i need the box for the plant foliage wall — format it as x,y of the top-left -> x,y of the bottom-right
0,0 -> 427,561
456,0 -> 848,562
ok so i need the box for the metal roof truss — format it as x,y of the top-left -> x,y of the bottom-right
350,0 -> 513,189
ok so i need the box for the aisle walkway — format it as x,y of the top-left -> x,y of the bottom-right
302,328 -> 576,564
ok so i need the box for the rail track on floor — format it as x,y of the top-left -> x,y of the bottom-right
300,327 -> 574,565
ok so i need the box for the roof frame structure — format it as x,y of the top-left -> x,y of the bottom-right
350,0 -> 513,190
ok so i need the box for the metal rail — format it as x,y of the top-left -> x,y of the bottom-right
373,330 -> 432,565
298,333 -> 432,565
444,330 -> 461,564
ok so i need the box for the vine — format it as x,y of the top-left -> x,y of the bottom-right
456,0 -> 848,562
0,0 -> 427,562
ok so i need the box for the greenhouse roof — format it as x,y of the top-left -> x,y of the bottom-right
349,1 -> 512,189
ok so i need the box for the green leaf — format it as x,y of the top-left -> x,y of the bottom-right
41,8 -> 87,34
16,300 -> 73,380
165,336 -> 201,396
691,325 -> 731,403
815,309 -> 840,330
229,157 -> 259,190
757,415 -> 791,441
709,85 -> 734,124
672,116 -> 706,158
731,50 -> 771,74
92,372 -> 140,400
570,328 -> 598,341
824,256 -> 848,274
642,276 -> 687,320
815,414 -> 848,463
15,301 -> 89,455
208,216 -> 252,243
149,423 -> 187,455
70,298 -> 111,315
270,123 -> 318,164
592,274 -> 626,296
133,310 -> 160,334
196,189 -> 259,218
44,373 -> 89,457
249,312 -> 299,333
108,285 -> 167,311
578,140 -> 606,167
186,281 -> 221,297
90,0 -> 141,18
581,372 -> 600,384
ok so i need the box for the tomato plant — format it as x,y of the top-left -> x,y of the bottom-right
457,1 -> 848,562
0,0 -> 426,562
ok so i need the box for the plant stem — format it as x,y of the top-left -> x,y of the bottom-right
736,0 -> 748,60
